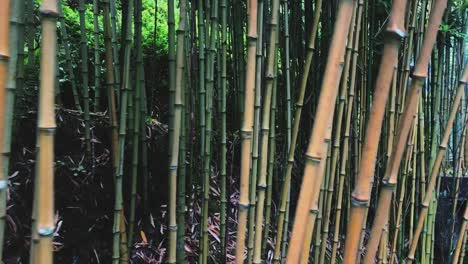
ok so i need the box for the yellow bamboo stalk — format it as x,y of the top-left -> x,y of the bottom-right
33,0 -> 57,263
235,1 -> 258,262
0,0 -> 9,260
285,1 -> 355,262
452,204 -> 468,264
342,0 -> 407,262
407,61 -> 467,263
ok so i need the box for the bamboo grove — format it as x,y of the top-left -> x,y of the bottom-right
1,0 -> 468,263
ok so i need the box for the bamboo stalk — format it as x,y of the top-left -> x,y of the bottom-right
167,1 -> 186,262
252,0 -> 279,262
92,0 -> 101,111
57,0 -> 81,111
286,1 -> 355,262
342,0 -> 407,262
78,0 -> 91,153
220,0 -> 228,257
407,62 -> 466,264
33,0 -> 56,262
273,0 -> 324,262
235,0 -> 258,261
0,0 -> 11,260
452,203 -> 468,264
111,0 -> 133,262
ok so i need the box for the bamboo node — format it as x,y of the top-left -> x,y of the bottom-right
239,203 -> 249,209
168,225 -> 178,231
351,196 -> 369,207
40,9 -> 60,18
385,28 -> 407,39
38,227 -> 55,236
0,54 -> 10,62
305,155 -> 321,163
257,183 -> 267,190
0,180 -> 8,189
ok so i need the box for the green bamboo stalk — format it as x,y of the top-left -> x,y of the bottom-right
167,0 -> 186,262
219,0 -> 228,258
252,0 -> 279,262
57,0 -> 81,111
109,0 -> 120,103
128,0 -> 143,248
111,0 -> 133,261
78,0 -> 91,153
201,0 -> 218,262
26,0 -> 34,66
93,0 -> 101,111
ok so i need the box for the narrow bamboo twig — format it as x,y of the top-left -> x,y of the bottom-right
32,0 -> 56,262
0,0 -> 11,260
235,0 -> 258,262
342,0 -> 408,261
407,62 -> 466,264
273,1 -> 324,262
286,1 -> 355,262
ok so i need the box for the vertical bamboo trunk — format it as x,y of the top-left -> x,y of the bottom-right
32,0 -> 56,262
286,1 -> 355,262
78,0 -> 91,153
167,0 -> 186,262
0,0 -> 10,260
128,0 -> 143,248
93,0 -> 101,111
235,0 -> 258,262
273,1 -> 323,261
57,0 -> 81,111
201,0 -> 217,262
26,0 -> 35,66
219,0 -> 228,258
252,0 -> 279,262
319,4 -> 359,263
247,1 -> 263,261
407,61 -> 466,264
342,0 -> 407,262
112,0 -> 133,262
109,0 -> 120,103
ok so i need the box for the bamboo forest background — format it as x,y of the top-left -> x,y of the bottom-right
1,0 -> 468,263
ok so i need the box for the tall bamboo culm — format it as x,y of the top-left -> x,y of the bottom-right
252,0 -> 279,262
407,63 -> 466,264
78,0 -> 91,153
363,0 -> 448,262
235,0 -> 258,262
92,0 -> 101,111
286,1 -> 355,262
112,0 -> 133,262
341,0 -> 407,262
273,1 -> 323,262
0,0 -> 10,260
31,0 -> 56,262
452,204 -> 468,264
167,0 -> 186,262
